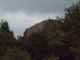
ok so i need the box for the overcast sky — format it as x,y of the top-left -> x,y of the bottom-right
0,0 -> 79,36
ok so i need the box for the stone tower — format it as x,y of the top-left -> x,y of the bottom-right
23,19 -> 58,38
23,19 -> 50,37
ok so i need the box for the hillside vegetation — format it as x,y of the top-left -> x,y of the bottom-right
0,1 -> 80,60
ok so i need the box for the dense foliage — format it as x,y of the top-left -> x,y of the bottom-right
0,1 -> 80,60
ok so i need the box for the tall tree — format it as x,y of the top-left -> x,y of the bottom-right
0,19 -> 14,36
61,1 -> 80,60
0,20 -> 16,59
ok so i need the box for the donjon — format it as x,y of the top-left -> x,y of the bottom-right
23,19 -> 58,37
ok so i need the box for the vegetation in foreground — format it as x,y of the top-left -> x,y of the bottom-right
0,1 -> 80,60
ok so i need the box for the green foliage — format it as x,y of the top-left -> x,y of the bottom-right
42,58 -> 46,60
48,19 -> 62,38
2,47 -> 31,60
0,20 -> 14,36
0,20 -> 10,32
63,1 -> 80,33
50,53 -> 59,60
70,47 -> 80,60
0,1 -> 80,60
42,53 -> 59,60
27,30 -> 50,60
60,1 -> 80,60
0,20 -> 16,59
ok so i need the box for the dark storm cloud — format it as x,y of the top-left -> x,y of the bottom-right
0,0 -> 79,14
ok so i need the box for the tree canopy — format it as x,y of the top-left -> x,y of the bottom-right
0,1 -> 80,60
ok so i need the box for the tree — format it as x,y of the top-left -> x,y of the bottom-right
63,1 -> 80,33
1,47 -> 31,60
42,58 -> 46,60
0,20 -> 10,32
0,20 -> 16,59
0,19 -> 14,36
48,19 -> 62,38
27,30 -> 50,60
50,53 -> 59,60
60,1 -> 80,60
42,53 -> 59,60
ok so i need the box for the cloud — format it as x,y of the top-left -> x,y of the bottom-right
0,0 -> 79,14
0,0 -> 79,36
0,11 -> 61,36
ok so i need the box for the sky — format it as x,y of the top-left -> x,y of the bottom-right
0,0 -> 79,37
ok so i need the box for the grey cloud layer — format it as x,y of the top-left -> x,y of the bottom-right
0,0 -> 78,14
0,0 -> 79,36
